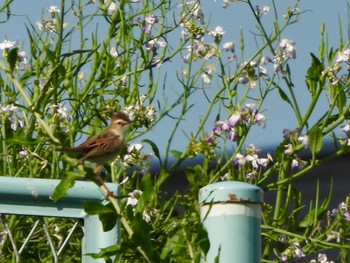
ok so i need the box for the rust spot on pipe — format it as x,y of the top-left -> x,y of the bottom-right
228,194 -> 250,202
228,194 -> 240,201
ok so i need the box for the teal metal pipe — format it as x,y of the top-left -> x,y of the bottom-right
83,214 -> 120,263
199,181 -> 263,263
0,176 -> 120,262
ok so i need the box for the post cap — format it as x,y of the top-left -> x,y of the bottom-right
199,181 -> 263,204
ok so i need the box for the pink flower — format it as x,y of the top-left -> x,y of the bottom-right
335,48 -> 350,63
145,39 -> 167,52
228,112 -> 241,127
216,120 -> 230,131
298,135 -> 310,149
254,112 -> 266,126
232,153 -> 246,167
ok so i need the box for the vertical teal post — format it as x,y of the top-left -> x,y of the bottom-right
83,214 -> 120,263
199,181 -> 263,263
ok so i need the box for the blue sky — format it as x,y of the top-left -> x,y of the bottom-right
1,0 -> 349,155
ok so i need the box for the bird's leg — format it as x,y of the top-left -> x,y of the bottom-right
94,164 -> 115,198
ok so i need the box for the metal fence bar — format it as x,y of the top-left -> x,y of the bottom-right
0,176 -> 120,262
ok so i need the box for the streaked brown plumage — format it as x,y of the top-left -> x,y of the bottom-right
60,112 -> 132,192
61,112 -> 132,166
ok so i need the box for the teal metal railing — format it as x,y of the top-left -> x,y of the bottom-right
0,176 -> 119,263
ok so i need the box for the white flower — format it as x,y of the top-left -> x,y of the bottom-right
0,40 -> 15,50
36,21 -> 44,31
143,208 -> 158,223
262,6 -> 270,15
257,157 -> 269,168
210,26 -> 225,37
50,103 -> 72,121
238,76 -> 249,84
284,144 -> 293,155
9,116 -> 24,131
201,72 -> 212,84
48,6 -> 60,14
279,39 -> 296,59
210,26 -> 225,43
342,123 -> 350,133
126,189 -> 142,206
205,64 -> 216,74
78,71 -> 85,82
246,154 -> 259,169
110,47 -> 118,58
0,103 -> 17,113
223,41 -> 235,52
312,253 -> 333,263
272,56 -> 283,72
326,231 -> 341,243
17,48 -> 27,64
146,105 -> 156,122
127,143 -> 143,153
222,0 -> 239,9
192,3 -> 205,24
338,202 -> 348,211
19,150 -> 28,160
105,0 -> 118,14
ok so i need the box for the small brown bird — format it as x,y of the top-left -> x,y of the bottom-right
60,112 -> 132,190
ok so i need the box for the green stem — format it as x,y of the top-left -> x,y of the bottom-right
272,160 -> 289,221
262,224 -> 350,249
99,185 -> 152,263
267,148 -> 345,189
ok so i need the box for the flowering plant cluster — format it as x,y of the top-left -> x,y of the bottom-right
210,104 -> 266,142
0,1 -> 350,262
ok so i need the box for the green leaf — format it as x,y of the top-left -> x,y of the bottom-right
308,125 -> 323,155
87,244 -> 121,259
19,70 -> 35,86
142,139 -> 162,165
171,150 -> 182,158
84,201 -> 114,215
7,47 -> 18,74
305,53 -> 324,95
84,201 -> 118,231
197,225 -> 210,255
137,174 -> 156,211
5,130 -> 38,145
52,171 -> 83,202
277,86 -> 292,106
131,213 -> 154,259
275,140 -> 289,163
329,84 -> 346,114
99,213 -> 118,232
185,165 -> 204,189
160,232 -> 186,260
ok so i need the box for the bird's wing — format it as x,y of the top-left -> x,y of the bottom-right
77,132 -> 121,159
